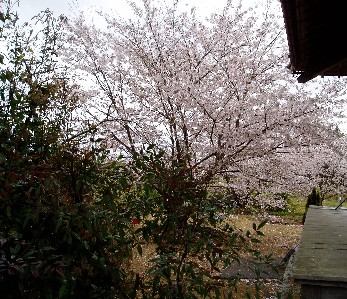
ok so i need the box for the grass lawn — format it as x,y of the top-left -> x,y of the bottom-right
323,197 -> 347,208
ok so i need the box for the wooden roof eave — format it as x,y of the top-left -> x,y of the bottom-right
298,57 -> 347,83
280,0 -> 301,74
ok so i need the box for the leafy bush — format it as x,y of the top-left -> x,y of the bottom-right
0,6 -> 139,298
126,147 -> 269,298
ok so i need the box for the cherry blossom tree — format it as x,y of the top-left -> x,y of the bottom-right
302,135 -> 347,202
62,0 -> 347,207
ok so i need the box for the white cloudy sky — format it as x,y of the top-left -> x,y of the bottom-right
17,0 -> 235,21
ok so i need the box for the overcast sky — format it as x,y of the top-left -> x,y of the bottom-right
16,0 -> 239,22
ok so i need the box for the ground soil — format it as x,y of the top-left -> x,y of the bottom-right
224,214 -> 303,298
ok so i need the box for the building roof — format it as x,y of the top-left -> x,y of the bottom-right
280,0 -> 347,83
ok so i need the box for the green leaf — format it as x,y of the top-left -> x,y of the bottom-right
59,283 -> 66,298
257,220 -> 267,230
83,241 -> 89,250
256,230 -> 265,236
10,243 -> 21,255
6,206 -> 11,218
8,228 -> 21,239
0,152 -> 6,161
23,250 -> 36,258
251,238 -> 261,243
42,246 -> 55,251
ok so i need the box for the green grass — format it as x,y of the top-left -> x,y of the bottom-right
322,197 -> 347,208
270,195 -> 347,224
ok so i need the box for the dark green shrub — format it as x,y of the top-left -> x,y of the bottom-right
127,147 -> 269,298
302,187 -> 322,223
0,6 -> 139,298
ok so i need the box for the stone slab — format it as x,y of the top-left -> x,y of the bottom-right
292,206 -> 347,286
